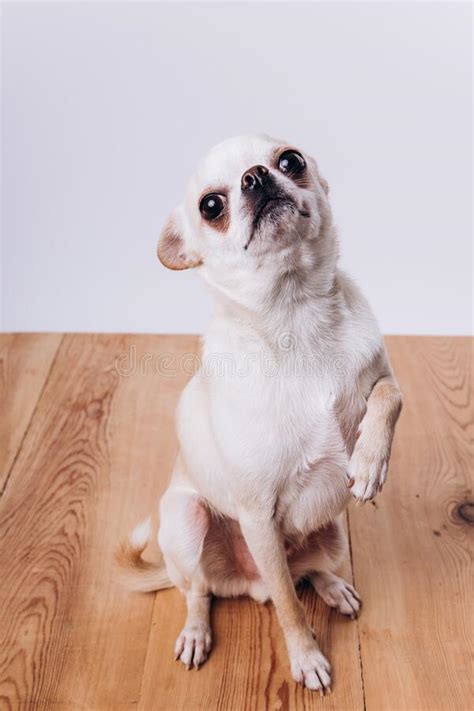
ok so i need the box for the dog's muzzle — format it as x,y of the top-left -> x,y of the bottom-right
241,165 -> 293,224
241,165 -> 309,250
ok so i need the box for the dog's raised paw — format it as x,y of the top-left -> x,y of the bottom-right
174,622 -> 212,670
346,448 -> 388,502
290,641 -> 332,694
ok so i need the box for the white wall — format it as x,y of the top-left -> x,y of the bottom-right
1,1 -> 472,335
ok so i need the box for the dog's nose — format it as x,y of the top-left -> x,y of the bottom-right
241,165 -> 269,191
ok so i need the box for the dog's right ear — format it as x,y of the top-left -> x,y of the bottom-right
157,211 -> 202,271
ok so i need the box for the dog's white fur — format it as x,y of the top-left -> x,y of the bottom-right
118,134 -> 402,692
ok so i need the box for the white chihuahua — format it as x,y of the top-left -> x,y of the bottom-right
118,134 -> 402,693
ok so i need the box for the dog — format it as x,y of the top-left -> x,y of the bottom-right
117,134 -> 402,693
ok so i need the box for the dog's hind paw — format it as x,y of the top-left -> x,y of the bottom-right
174,622 -> 212,670
311,571 -> 362,619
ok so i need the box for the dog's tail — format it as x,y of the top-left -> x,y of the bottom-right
115,517 -> 173,593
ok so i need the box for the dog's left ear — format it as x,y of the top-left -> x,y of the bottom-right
319,175 -> 329,196
316,169 -> 329,196
309,157 -> 330,196
157,210 -> 202,271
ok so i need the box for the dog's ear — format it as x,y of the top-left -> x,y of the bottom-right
319,175 -> 329,196
157,211 -> 202,271
316,168 -> 329,196
308,156 -> 330,197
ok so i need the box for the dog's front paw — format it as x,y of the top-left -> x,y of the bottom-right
174,621 -> 212,670
346,440 -> 389,502
289,637 -> 332,694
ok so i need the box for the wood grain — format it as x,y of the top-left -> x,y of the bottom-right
0,333 -> 62,489
139,548 -> 363,711
0,335 -> 471,711
0,334 -> 197,710
349,336 -> 473,711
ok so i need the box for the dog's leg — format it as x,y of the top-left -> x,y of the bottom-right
158,488 -> 209,587
347,374 -> 402,501
158,488 -> 213,667
239,514 -> 332,693
289,517 -> 362,619
174,589 -> 212,669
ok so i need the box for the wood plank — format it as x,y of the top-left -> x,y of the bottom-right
0,333 -> 62,490
349,336 -> 473,711
137,355 -> 364,711
3,334 -> 469,710
140,542 -> 364,711
0,334 -> 198,710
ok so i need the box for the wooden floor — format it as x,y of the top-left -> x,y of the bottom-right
0,335 -> 472,711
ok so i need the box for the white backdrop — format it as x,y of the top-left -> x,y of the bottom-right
1,1 -> 472,335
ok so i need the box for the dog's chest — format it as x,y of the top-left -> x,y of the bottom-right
180,341 -> 369,526
214,365 -> 351,475
275,379 -> 344,458
226,372 -> 355,533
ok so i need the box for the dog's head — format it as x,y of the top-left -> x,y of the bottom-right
158,134 -> 335,304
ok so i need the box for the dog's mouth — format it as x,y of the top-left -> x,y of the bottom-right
244,195 -> 308,251
252,196 -> 290,226
244,195 -> 294,251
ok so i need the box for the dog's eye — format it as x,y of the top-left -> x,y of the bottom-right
199,193 -> 226,221
278,150 -> 306,177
